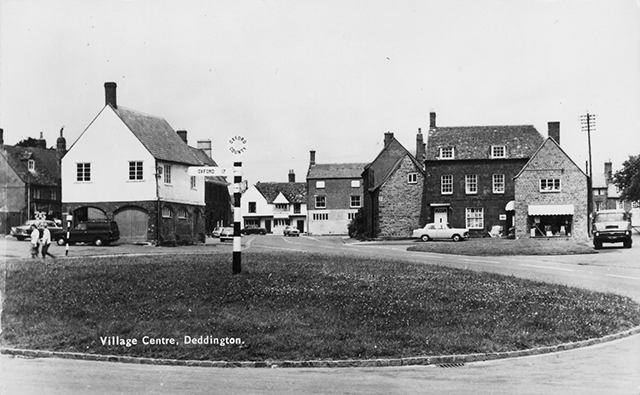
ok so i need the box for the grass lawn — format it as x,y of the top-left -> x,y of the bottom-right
2,251 -> 638,362
406,237 -> 596,256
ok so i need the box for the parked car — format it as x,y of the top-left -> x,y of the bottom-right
592,209 -> 633,249
56,220 -> 120,246
219,227 -> 235,242
241,225 -> 267,235
283,226 -> 300,237
211,227 -> 223,238
10,220 -> 63,241
411,223 -> 470,242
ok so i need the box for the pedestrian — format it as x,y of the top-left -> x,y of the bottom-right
41,223 -> 55,259
29,224 -> 40,258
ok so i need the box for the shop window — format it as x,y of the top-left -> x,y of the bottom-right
529,215 -> 572,237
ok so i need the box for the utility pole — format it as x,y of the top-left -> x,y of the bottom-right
581,112 -> 596,234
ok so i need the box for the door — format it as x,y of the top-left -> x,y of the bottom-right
114,207 -> 149,243
434,208 -> 448,226
296,220 -> 304,232
264,220 -> 272,233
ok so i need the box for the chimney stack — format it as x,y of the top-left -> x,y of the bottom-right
548,121 -> 560,145
177,130 -> 188,144
288,170 -> 295,183
56,126 -> 67,162
604,161 -> 613,185
416,128 -> 425,162
0,128 -> 4,147
430,112 -> 436,128
310,150 -> 316,166
384,132 -> 394,146
104,82 -> 117,108
35,132 -> 47,149
197,139 -> 212,158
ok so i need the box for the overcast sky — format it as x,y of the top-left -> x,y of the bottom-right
1,0 -> 639,184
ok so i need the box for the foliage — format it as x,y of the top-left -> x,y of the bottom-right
613,154 -> 640,203
2,251 -> 638,361
15,137 -> 43,148
347,207 -> 367,239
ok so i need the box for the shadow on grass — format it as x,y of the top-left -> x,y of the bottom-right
407,237 -> 597,256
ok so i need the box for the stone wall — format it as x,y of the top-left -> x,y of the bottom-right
378,156 -> 424,237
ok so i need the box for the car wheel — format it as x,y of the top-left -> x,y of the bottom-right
421,235 -> 430,242
94,237 -> 104,246
16,236 -> 25,241
452,234 -> 461,242
624,239 -> 632,249
594,240 -> 602,250
57,237 -> 66,246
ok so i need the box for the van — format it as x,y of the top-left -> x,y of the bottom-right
592,209 -> 633,249
57,220 -> 120,246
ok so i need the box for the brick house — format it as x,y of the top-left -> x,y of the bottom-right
592,161 -> 640,227
362,130 -> 425,238
306,150 -> 366,235
62,82 -> 216,245
0,129 -> 66,234
513,134 -> 589,240
241,171 -> 307,234
422,112 -> 544,236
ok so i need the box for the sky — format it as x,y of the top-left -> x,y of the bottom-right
1,0 -> 639,185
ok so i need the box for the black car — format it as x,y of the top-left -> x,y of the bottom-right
56,220 -> 120,246
241,226 -> 267,235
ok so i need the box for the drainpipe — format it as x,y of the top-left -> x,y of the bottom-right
156,162 -> 161,245
26,183 -> 30,220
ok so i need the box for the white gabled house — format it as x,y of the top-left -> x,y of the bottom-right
62,82 -> 211,245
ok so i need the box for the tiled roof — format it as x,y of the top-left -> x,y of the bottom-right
426,125 -> 543,160
113,106 -> 203,165
592,173 -> 608,189
2,145 -> 61,186
307,163 -> 367,179
255,182 -> 307,204
365,137 -> 423,190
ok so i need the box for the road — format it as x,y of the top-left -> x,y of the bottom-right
1,234 -> 639,394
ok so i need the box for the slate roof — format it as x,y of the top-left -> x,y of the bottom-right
592,173 -> 608,189
255,182 -> 307,204
1,145 -> 61,186
364,137 -> 423,190
426,125 -> 544,161
307,163 -> 368,179
113,106 -> 203,166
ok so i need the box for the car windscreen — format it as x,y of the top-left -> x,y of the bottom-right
595,212 -> 628,222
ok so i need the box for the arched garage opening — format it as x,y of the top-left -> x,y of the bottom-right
73,206 -> 107,223
114,206 -> 149,243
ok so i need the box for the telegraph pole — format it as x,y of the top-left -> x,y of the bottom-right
581,112 -> 596,234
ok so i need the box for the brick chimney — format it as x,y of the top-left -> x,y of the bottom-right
430,112 -> 436,128
0,128 -> 4,147
197,139 -> 212,158
416,128 -> 425,162
105,82 -> 117,108
384,132 -> 394,146
35,132 -> 47,149
310,150 -> 316,166
604,161 -> 612,185
548,121 -> 560,145
288,170 -> 295,183
56,126 -> 67,162
177,130 -> 188,144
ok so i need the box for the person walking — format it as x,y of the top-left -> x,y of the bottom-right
40,223 -> 55,260
29,224 -> 40,258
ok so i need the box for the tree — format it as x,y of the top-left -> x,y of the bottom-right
613,154 -> 640,203
15,137 -> 42,147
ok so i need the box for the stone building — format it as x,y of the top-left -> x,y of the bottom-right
513,134 -> 589,240
362,131 -> 425,238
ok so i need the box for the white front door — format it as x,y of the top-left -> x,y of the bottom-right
434,208 -> 448,226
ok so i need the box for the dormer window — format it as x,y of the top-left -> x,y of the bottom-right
439,147 -> 454,159
28,159 -> 35,171
491,145 -> 506,158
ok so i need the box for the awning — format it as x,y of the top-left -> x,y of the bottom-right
505,200 -> 515,211
528,204 -> 574,216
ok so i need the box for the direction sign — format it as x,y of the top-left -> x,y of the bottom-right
188,167 -> 233,176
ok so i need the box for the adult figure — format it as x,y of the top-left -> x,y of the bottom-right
29,224 -> 40,258
41,223 -> 55,259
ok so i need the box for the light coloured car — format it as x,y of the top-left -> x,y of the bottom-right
592,209 -> 633,249
412,223 -> 470,242
211,227 -> 223,238
219,227 -> 235,242
10,220 -> 63,241
283,225 -> 300,237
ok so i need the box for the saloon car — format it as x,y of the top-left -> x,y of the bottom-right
592,209 -> 633,249
219,227 -> 235,242
10,220 -> 64,241
283,225 -> 300,237
411,223 -> 470,242
241,225 -> 267,235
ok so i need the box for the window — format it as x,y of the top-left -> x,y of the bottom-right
162,164 -> 172,184
540,178 -> 561,192
33,189 -> 41,199
407,173 -> 418,184
596,201 -> 603,212
351,180 -> 361,188
28,159 -> 35,171
316,181 -> 325,189
248,202 -> 256,213
77,163 -> 91,182
177,208 -> 188,219
293,203 -> 301,214
466,207 -> 484,229
465,175 -> 477,194
441,175 -> 453,195
439,147 -> 454,159
493,174 -> 505,194
275,219 -> 290,227
315,196 -> 326,208
350,195 -> 361,208
491,145 -> 506,158
616,200 -> 625,210
162,207 -> 172,218
348,212 -> 357,220
50,190 -> 57,200
633,201 -> 640,210
275,203 -> 288,211
313,213 -> 329,221
190,176 -> 197,189
129,161 -> 143,180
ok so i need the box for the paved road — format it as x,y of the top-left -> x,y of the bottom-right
1,234 -> 640,394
